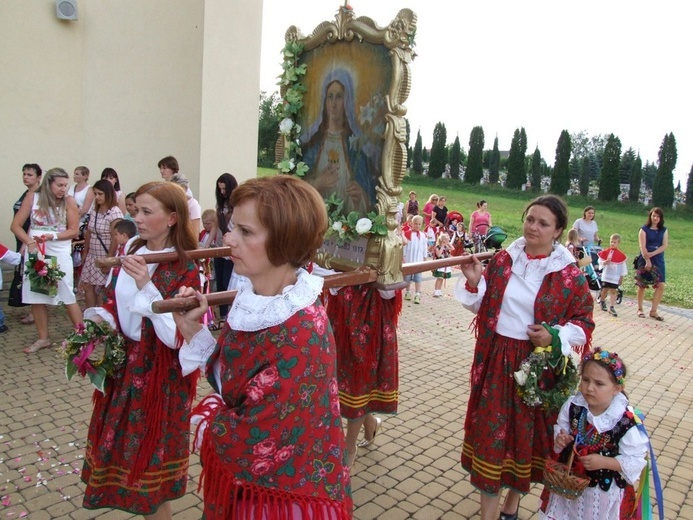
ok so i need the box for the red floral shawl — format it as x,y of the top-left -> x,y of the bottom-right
196,301 -> 352,519
472,250 -> 594,384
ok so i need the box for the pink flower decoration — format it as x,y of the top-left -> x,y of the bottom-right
275,445 -> 294,463
250,457 -> 275,476
72,342 -> 96,377
256,366 -> 279,387
253,439 -> 277,458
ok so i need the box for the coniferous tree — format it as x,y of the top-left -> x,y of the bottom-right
589,154 -> 601,181
405,119 -> 412,168
642,161 -> 656,190
652,133 -> 677,208
619,148 -> 636,184
530,146 -> 542,192
570,157 -> 581,180
549,130 -> 572,195
598,134 -> 622,201
629,155 -> 643,203
506,129 -> 526,190
450,136 -> 462,180
422,147 -> 430,163
685,164 -> 693,207
465,126 -> 485,184
428,122 -> 448,179
579,156 -> 591,196
489,136 -> 500,184
412,130 -> 423,174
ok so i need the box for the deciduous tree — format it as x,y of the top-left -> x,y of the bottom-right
257,91 -> 281,166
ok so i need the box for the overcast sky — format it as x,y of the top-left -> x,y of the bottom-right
260,0 -> 691,187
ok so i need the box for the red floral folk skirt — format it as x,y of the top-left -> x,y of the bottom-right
461,333 -> 556,494
326,286 -> 400,420
81,338 -> 196,514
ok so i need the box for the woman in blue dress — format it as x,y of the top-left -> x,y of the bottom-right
636,207 -> 668,321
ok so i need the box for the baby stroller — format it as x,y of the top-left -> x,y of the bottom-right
580,244 -> 623,304
484,226 -> 507,251
471,225 -> 507,253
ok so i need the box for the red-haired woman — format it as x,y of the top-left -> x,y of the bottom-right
81,181 -> 200,519
174,176 -> 351,519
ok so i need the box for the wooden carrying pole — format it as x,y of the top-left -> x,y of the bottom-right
94,247 -> 233,269
151,251 -> 495,314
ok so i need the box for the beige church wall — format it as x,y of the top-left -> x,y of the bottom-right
0,0 -> 264,246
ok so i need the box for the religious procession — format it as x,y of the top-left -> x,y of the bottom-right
2,3 -> 690,520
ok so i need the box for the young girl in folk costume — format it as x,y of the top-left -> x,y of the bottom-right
433,233 -> 453,297
566,228 -> 591,268
540,348 -> 648,520
451,222 -> 470,257
81,182 -> 200,519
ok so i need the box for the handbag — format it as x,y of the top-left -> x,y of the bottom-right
633,254 -> 644,270
7,262 -> 27,307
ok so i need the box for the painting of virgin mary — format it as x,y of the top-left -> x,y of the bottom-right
301,69 -> 377,215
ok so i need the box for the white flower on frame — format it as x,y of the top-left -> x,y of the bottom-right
355,218 -> 373,235
332,221 -> 343,232
279,117 -> 294,135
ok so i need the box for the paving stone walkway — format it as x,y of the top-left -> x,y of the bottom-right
1,275 -> 691,519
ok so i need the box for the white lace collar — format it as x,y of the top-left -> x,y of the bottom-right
506,237 -> 576,280
227,268 -> 324,332
573,392 -> 628,433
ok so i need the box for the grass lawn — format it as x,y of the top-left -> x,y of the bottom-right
258,167 -> 692,309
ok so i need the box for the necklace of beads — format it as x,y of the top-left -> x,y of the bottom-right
575,409 -> 610,453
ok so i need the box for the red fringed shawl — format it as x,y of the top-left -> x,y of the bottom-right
196,301 -> 352,519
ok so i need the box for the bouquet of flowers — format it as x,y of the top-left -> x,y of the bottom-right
514,349 -> 580,412
25,250 -> 65,297
58,319 -> 126,394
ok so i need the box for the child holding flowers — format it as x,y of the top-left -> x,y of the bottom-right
540,348 -> 649,520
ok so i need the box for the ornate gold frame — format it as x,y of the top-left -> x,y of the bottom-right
285,6 -> 417,286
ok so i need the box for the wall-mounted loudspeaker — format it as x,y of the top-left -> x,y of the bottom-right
56,0 -> 78,21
